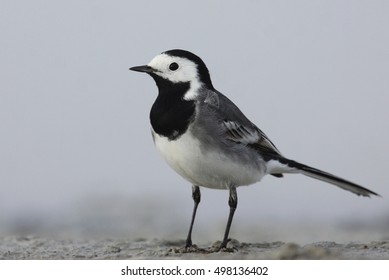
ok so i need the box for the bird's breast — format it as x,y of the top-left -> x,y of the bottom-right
151,127 -> 265,189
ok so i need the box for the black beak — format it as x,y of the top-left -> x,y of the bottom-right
129,65 -> 153,73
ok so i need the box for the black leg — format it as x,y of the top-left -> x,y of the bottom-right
185,185 -> 201,248
220,186 -> 237,249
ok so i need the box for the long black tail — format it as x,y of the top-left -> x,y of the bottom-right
277,157 -> 380,197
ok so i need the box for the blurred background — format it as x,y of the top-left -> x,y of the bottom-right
1,0 -> 388,243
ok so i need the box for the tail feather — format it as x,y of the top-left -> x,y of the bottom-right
275,157 -> 379,197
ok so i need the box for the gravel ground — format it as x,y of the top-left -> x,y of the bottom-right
1,235 -> 389,260
1,195 -> 388,260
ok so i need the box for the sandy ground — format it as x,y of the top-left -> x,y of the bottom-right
1,234 -> 389,260
1,195 -> 388,260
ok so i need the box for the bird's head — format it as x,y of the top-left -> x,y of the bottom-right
130,49 -> 214,93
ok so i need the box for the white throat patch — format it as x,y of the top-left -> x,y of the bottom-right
147,53 -> 203,100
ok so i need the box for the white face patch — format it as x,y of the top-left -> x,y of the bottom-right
147,53 -> 202,100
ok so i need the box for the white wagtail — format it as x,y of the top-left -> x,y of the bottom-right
130,49 -> 379,249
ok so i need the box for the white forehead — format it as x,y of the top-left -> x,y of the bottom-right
147,53 -> 200,83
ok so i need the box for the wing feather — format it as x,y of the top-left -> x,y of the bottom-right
200,88 -> 282,158
222,120 -> 282,158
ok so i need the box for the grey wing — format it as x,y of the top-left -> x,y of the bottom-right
223,120 -> 282,159
202,89 -> 283,159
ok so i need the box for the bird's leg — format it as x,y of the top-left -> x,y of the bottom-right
185,185 -> 201,248
219,186 -> 237,249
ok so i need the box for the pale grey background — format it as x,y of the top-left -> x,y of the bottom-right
1,0 -> 388,242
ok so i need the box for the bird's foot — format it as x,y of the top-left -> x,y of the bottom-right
210,239 -> 239,252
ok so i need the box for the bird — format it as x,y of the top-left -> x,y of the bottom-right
129,49 -> 379,250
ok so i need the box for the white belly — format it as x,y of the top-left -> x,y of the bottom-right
152,129 -> 264,189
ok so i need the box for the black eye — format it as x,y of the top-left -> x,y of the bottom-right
169,62 -> 179,71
